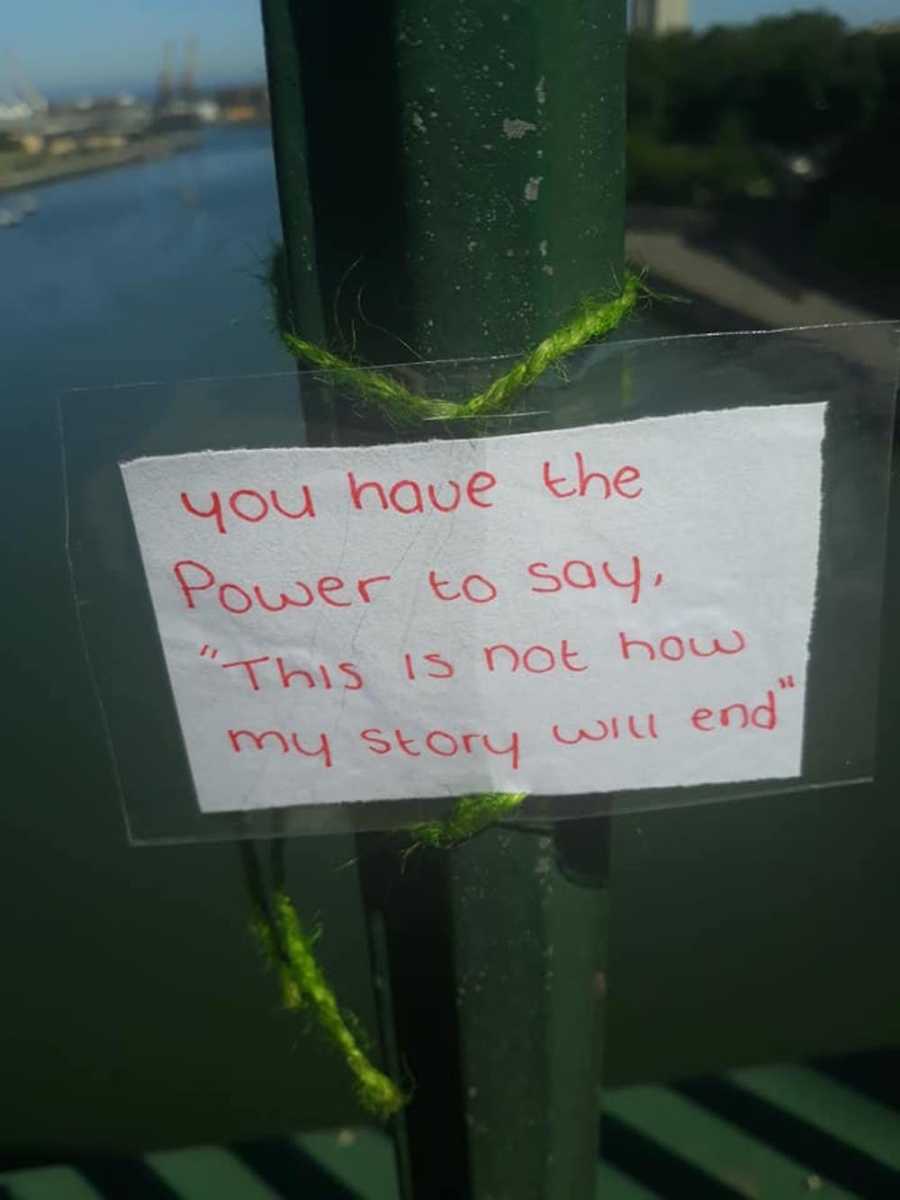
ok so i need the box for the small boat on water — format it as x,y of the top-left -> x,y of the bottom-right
0,193 -> 38,226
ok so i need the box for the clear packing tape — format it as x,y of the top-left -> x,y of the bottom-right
61,321 -> 898,844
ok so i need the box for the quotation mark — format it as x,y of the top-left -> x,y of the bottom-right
199,643 -> 219,660
778,675 -> 795,690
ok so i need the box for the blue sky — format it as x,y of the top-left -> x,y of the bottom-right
694,0 -> 899,25
3,0 -> 898,98
3,1 -> 268,98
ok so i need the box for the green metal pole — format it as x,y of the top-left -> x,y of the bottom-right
260,2 -> 625,1196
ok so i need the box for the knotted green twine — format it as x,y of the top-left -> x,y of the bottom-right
282,270 -> 643,425
252,888 -> 407,1118
246,800 -> 529,1120
409,791 -> 528,850
251,268 -> 642,1119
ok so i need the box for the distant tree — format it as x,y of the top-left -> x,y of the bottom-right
628,13 -> 885,148
822,30 -> 900,199
626,32 -> 681,139
625,14 -> 900,286
743,13 -> 880,148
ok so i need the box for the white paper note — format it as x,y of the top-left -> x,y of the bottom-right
121,405 -> 825,814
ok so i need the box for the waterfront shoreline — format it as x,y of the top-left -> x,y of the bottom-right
0,131 -> 201,196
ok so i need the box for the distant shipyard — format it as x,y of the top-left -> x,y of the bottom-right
0,43 -> 268,215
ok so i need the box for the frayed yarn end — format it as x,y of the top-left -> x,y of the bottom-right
409,792 -> 528,850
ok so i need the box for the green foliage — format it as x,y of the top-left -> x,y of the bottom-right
815,195 -> 900,276
628,14 -> 886,153
627,17 -> 899,281
627,125 -> 769,205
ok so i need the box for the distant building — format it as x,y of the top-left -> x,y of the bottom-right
631,0 -> 690,34
212,85 -> 270,125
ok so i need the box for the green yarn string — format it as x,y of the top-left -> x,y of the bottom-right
253,267 -> 642,1118
251,888 -> 406,1119
281,270 -> 643,426
409,792 -> 528,850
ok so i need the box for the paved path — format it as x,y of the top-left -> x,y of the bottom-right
626,227 -> 880,331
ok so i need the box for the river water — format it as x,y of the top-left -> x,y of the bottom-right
0,126 -> 294,761
2,126 -> 289,395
